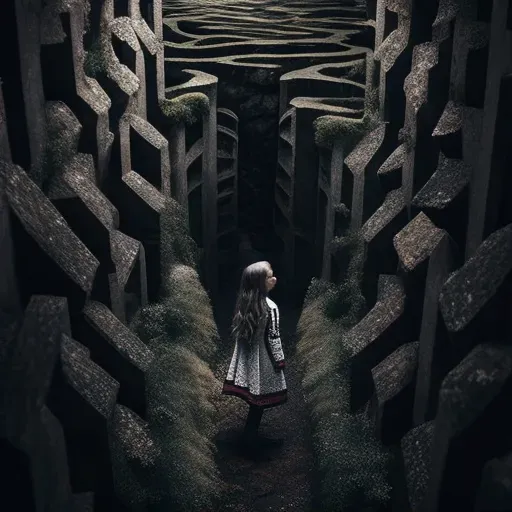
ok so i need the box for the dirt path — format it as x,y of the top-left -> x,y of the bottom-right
211,269 -> 315,512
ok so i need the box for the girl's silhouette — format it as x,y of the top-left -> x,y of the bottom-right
222,261 -> 287,442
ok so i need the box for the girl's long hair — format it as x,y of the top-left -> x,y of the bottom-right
231,261 -> 271,344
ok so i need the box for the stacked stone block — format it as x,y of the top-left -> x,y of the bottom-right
0,0 -> 199,509
325,1 -> 512,510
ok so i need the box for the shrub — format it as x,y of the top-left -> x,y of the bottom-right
346,58 -> 366,81
145,336 -> 225,511
302,277 -> 332,307
126,211 -> 221,509
131,264 -> 218,361
296,229 -> 391,511
324,230 -> 366,321
161,198 -> 200,271
159,93 -> 210,126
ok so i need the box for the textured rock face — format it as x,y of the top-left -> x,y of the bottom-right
0,0 -> 167,508
1,1 -> 512,511
343,1 -> 512,511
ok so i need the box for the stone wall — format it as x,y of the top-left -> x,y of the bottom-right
1,0 -> 511,510
334,0 -> 512,510
161,0 -> 373,280
0,0 -> 223,509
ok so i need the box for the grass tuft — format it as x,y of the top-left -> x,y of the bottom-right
296,230 -> 391,510
144,337 -> 226,511
123,200 -> 222,509
314,113 -> 379,153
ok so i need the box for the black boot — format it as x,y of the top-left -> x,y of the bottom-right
242,405 -> 263,445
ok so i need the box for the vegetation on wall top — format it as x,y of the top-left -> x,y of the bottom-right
313,86 -> 380,153
159,93 -> 210,126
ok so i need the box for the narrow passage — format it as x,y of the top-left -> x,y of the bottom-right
211,254 -> 315,512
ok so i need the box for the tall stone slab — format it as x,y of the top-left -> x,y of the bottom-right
400,420 -> 435,512
0,0 -> 47,185
465,0 -> 511,259
361,187 -> 408,305
1,161 -> 99,314
345,274 -> 411,411
0,86 -> 21,316
48,334 -> 123,510
0,296 -> 74,511
423,344 -> 512,511
41,0 -> 113,185
370,341 -> 419,445
439,223 -> 512,361
75,300 -> 154,419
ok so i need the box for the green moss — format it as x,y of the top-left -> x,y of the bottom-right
314,113 -> 378,153
160,197 -> 200,272
296,229 -> 391,511
159,93 -> 210,126
314,83 -> 380,153
333,202 -> 350,218
321,230 -> 366,320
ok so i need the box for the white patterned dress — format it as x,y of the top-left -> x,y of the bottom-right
222,297 -> 287,408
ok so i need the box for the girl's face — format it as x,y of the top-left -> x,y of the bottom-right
266,268 -> 277,291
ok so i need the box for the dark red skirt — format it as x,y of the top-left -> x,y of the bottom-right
222,380 -> 287,408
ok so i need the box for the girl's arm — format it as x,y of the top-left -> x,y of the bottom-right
266,306 -> 285,369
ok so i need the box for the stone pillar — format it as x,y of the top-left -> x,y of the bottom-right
346,123 -> 387,231
423,344 -> 512,511
0,296 -> 75,511
0,86 -> 21,316
412,233 -> 455,425
40,0 -> 113,187
465,0 -> 510,259
9,0 -> 47,186
321,140 -> 343,281
169,123 -> 187,213
202,82 -> 219,297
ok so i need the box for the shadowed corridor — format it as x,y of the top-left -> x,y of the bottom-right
211,246 -> 315,511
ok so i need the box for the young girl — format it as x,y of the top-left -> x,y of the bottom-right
222,261 -> 287,441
